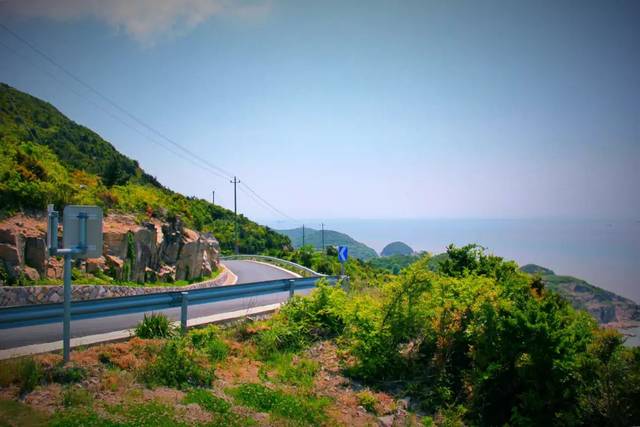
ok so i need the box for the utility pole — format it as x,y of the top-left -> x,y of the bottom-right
302,224 -> 305,247
321,222 -> 325,252
212,190 -> 215,205
230,176 -> 240,254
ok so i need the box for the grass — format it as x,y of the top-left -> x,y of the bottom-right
183,389 -> 231,414
0,399 -> 48,427
62,386 -> 94,408
134,313 -> 176,339
259,352 -> 320,390
227,383 -> 329,426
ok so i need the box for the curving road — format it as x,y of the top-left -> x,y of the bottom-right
0,260 -> 299,350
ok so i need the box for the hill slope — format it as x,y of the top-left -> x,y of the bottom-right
0,83 -> 290,255
276,227 -> 378,260
520,264 -> 640,326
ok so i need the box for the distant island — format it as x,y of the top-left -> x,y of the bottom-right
381,241 -> 414,256
276,227 -> 378,260
520,264 -> 640,327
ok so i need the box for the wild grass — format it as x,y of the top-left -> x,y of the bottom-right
134,313 -> 176,339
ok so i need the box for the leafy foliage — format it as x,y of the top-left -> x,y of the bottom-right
263,244 -> 640,426
141,337 -> 213,389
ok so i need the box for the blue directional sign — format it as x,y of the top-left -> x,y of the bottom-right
338,246 -> 348,263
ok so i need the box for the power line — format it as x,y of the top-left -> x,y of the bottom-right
0,39 -> 230,181
241,181 -> 296,221
0,22 -> 234,180
1,23 -> 303,223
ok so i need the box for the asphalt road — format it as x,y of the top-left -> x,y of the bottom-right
0,260 -> 299,350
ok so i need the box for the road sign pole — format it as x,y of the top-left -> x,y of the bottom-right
181,292 -> 189,333
62,253 -> 72,363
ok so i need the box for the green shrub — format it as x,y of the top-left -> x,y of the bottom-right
62,386 -> 93,407
47,364 -> 87,384
141,337 -> 212,389
253,281 -> 347,359
18,358 -> 42,394
189,325 -> 229,363
356,390 -> 378,414
134,313 -> 175,339
228,383 -> 328,425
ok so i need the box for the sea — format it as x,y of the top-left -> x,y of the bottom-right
267,217 -> 640,309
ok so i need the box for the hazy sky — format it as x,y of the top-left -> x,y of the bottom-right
1,0 -> 638,222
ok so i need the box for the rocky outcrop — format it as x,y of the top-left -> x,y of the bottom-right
520,264 -> 640,327
0,214 -> 220,286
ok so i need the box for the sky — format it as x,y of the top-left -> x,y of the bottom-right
0,0 -> 639,223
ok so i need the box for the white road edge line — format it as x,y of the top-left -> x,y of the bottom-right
220,263 -> 238,285
0,303 -> 281,360
246,260 -> 303,278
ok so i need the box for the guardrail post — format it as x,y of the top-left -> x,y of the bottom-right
288,279 -> 295,300
180,292 -> 188,333
62,253 -> 72,363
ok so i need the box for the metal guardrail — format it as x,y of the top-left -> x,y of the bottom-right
221,255 -> 326,277
0,276 -> 339,330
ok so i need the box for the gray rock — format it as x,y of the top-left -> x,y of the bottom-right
378,415 -> 395,427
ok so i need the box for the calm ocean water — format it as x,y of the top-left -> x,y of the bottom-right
269,219 -> 640,303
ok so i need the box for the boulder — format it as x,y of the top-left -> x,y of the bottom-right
0,242 -> 22,280
176,239 -> 205,281
103,231 -> 128,259
132,226 -> 157,282
158,220 -> 184,265
104,254 -> 124,280
23,266 -> 40,281
46,257 -> 64,279
86,257 -> 106,274
25,237 -> 47,277
158,265 -> 176,282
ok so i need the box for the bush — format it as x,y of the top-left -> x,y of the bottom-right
141,337 -> 212,389
253,281 -> 347,359
47,364 -> 87,385
62,385 -> 93,407
189,325 -> 229,363
356,390 -> 378,414
134,313 -> 175,339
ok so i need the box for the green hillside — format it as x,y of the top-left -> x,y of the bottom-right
276,227 -> 378,260
0,83 -> 290,254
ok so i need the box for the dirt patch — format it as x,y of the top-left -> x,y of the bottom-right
69,337 -> 163,371
215,356 -> 263,386
23,383 -> 62,414
307,341 -> 399,426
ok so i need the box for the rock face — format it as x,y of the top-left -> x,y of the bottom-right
0,214 -> 220,285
